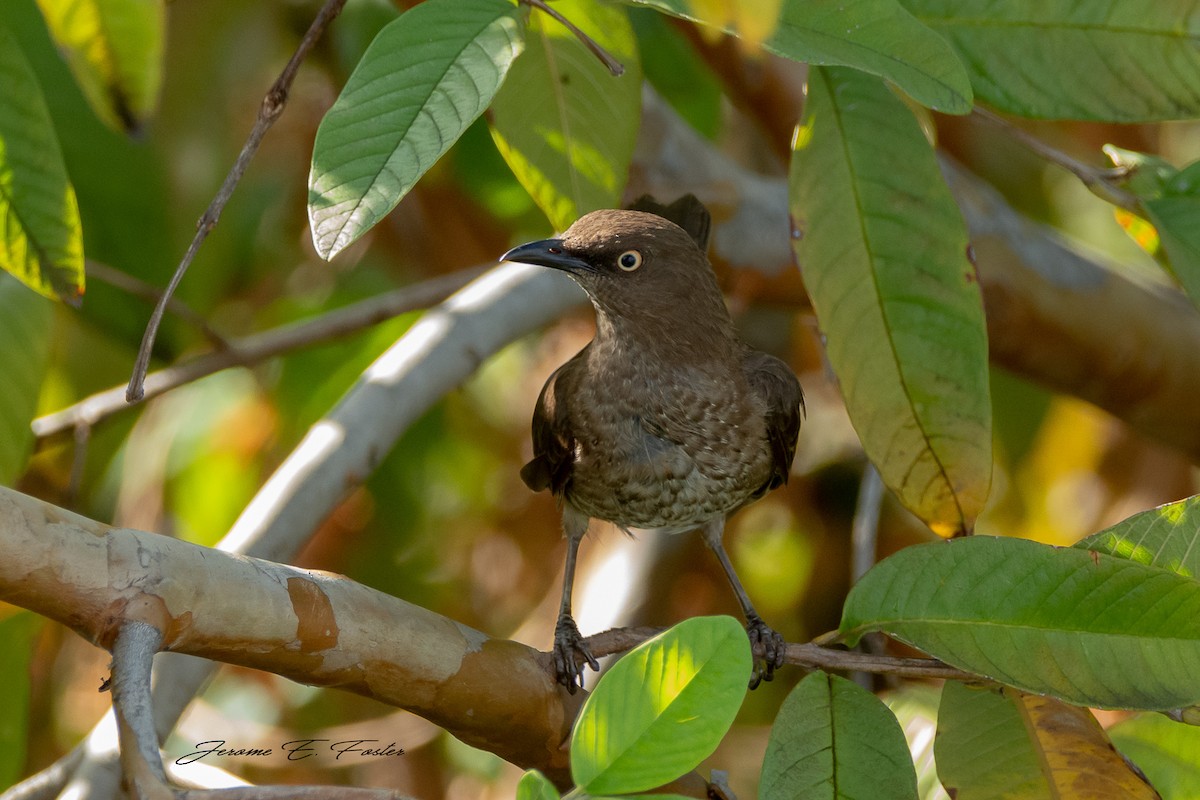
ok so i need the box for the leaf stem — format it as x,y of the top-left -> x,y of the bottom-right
521,0 -> 624,76
973,106 -> 1139,212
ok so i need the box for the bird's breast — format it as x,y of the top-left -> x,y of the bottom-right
561,360 -> 771,530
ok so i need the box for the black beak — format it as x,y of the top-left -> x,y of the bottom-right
501,239 -> 591,273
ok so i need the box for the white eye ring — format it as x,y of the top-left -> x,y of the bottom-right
617,250 -> 642,271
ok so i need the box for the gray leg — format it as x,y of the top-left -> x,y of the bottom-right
701,516 -> 785,688
554,506 -> 599,692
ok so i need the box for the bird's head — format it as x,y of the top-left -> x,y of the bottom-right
501,209 -> 729,329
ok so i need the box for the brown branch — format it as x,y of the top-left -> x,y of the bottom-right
0,485 -> 583,787
580,627 -> 974,681
972,106 -> 1139,212
87,260 -> 232,350
35,268 -> 483,439
126,0 -> 349,403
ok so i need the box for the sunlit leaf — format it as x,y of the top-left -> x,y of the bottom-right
882,686 -> 949,800
571,616 -> 750,794
0,21 -> 84,301
0,274 -> 53,485
841,536 -> 1200,709
1111,712 -> 1200,799
906,0 -> 1200,120
35,0 -> 165,133
308,0 -> 524,260
490,0 -> 639,232
629,0 -> 972,113
790,66 -> 991,536
760,672 -> 918,800
936,683 -> 1158,799
1077,495 -> 1200,579
515,770 -> 560,800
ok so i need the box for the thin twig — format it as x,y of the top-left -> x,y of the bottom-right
973,106 -> 1139,212
35,268 -> 484,439
579,626 -> 976,681
87,260 -> 231,350
125,0 -> 349,403
521,0 -> 624,76
849,463 -> 887,689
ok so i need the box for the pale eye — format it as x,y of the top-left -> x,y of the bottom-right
617,250 -> 642,271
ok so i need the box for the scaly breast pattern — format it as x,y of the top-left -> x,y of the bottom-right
563,355 -> 771,532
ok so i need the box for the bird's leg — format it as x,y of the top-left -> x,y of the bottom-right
554,507 -> 600,693
701,517 -> 785,689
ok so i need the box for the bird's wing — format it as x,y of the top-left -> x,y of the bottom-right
742,349 -> 804,490
521,360 -> 578,495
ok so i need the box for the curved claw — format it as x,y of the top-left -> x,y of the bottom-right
745,615 -> 786,690
553,615 -> 599,693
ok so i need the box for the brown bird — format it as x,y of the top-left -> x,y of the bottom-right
502,196 -> 803,692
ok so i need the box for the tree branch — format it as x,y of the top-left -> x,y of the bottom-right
126,0 -> 349,403
35,268 -> 485,440
0,484 -> 971,794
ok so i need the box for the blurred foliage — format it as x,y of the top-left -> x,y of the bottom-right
1,0 -> 1199,797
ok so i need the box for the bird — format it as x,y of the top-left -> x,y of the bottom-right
501,195 -> 803,692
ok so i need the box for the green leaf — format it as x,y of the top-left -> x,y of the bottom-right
308,0 -> 524,260
841,536 -> 1200,710
1141,169 -> 1200,311
0,20 -> 85,302
489,0 -> 640,232
936,684 -> 1158,798
934,683 -> 1047,799
0,612 -> 42,788
515,770 -> 560,800
35,0 -> 165,134
0,274 -> 53,485
629,0 -> 972,113
1111,713 -> 1200,799
905,0 -> 1200,121
571,615 -> 751,794
1077,495 -> 1200,579
789,66 -> 991,536
760,672 -> 918,800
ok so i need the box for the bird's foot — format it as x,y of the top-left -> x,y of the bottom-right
554,615 -> 600,694
745,614 -> 785,690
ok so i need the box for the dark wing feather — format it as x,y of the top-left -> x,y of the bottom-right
626,194 -> 711,252
520,360 -> 579,495
742,349 -> 804,490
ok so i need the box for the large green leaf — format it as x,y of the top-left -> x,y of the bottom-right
308,0 -> 524,260
35,0 -> 165,133
0,274 -> 52,485
571,615 -> 750,794
936,683 -> 1157,799
490,0 -> 640,232
629,0 -> 972,113
841,536 -> 1200,709
1110,713 -> 1200,799
0,20 -> 84,302
1077,495 -> 1200,578
905,0 -> 1200,121
790,66 -> 991,536
760,672 -> 918,800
